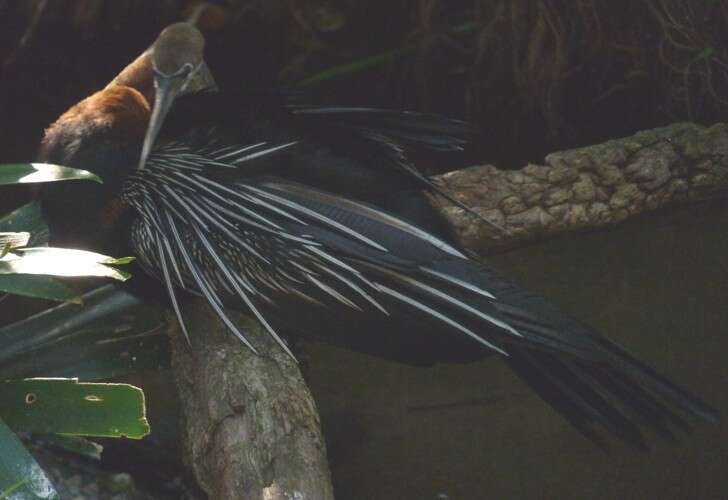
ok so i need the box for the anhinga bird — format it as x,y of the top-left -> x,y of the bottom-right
39,22 -> 716,448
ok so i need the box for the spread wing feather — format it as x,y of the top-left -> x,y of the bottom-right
122,129 -> 716,448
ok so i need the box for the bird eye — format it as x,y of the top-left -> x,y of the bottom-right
177,63 -> 194,79
152,63 -> 194,80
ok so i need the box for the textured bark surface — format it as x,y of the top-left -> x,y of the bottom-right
169,298 -> 334,500
436,122 -> 728,252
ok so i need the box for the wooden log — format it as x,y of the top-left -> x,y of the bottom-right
169,298 -> 334,500
435,122 -> 728,252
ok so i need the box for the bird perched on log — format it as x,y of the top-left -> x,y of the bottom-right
39,22 -> 716,448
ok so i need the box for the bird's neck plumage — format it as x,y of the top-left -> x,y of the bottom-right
39,41 -> 156,168
37,67 -> 153,251
38,85 -> 150,182
105,49 -> 155,104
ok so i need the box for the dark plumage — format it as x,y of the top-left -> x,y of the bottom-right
38,23 -> 716,450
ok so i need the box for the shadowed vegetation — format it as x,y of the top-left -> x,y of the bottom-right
1,0 -> 727,173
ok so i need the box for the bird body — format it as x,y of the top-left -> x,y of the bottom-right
117,91 -> 492,364
37,22 -> 716,448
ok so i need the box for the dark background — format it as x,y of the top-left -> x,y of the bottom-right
2,0 -> 728,168
1,1 -> 726,499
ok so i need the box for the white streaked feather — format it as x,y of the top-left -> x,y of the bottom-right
191,195 -> 272,264
311,262 -> 389,315
193,174 -> 308,226
190,222 -> 296,359
306,274 -> 362,311
213,142 -> 267,161
420,266 -> 496,299
376,284 -> 508,356
306,245 -> 378,289
154,232 -> 191,344
263,181 -> 467,259
392,271 -> 521,338
137,203 -> 187,288
230,141 -> 298,164
199,195 -> 284,233
164,210 -> 259,354
244,185 -> 389,253
163,186 -> 212,232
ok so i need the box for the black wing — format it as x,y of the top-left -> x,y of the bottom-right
124,133 -> 716,448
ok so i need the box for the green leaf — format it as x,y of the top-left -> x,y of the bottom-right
0,479 -> 29,499
0,418 -> 59,499
0,322 -> 169,382
0,285 -> 169,381
36,434 -> 103,460
0,203 -> 48,246
0,379 -> 149,439
0,274 -> 79,303
110,256 -> 136,265
297,21 -> 476,87
0,247 -> 132,281
691,47 -> 715,63
0,233 -> 29,253
452,21 -> 478,33
298,46 -> 413,87
0,163 -> 101,185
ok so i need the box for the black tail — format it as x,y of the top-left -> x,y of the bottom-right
505,343 -> 715,449
386,258 -> 718,449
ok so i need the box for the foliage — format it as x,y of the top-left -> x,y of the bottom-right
0,202 -> 132,301
0,379 -> 149,439
0,163 -> 100,186
0,163 -> 155,498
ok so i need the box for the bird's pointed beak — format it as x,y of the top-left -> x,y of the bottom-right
138,76 -> 179,170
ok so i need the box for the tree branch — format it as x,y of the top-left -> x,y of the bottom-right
435,122 -> 728,252
169,299 -> 334,500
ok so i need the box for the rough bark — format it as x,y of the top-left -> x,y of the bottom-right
435,122 -> 728,252
169,298 -> 334,500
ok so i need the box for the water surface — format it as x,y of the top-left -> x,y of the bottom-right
306,199 -> 728,500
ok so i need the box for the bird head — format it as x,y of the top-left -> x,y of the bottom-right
139,22 -> 210,170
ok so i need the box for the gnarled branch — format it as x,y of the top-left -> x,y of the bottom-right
436,122 -> 728,252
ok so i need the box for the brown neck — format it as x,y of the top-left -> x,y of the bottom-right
105,49 -> 155,104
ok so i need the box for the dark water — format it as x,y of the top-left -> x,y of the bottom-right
305,199 -> 728,500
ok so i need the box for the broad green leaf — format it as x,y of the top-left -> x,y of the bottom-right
109,256 -> 136,266
0,233 -> 29,253
0,247 -> 133,281
0,163 -> 100,185
0,322 -> 169,381
0,379 -> 149,439
0,285 -> 169,381
0,203 -> 48,246
0,479 -> 29,499
0,418 -> 58,500
0,275 -> 79,303
0,285 -> 141,363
